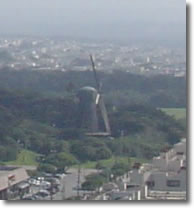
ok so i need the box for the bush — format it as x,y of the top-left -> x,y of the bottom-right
37,163 -> 57,174
0,145 -> 18,161
95,162 -> 106,170
111,161 -> 130,177
45,152 -> 78,172
82,174 -> 107,190
71,139 -> 112,162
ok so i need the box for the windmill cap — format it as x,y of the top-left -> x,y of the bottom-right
77,86 -> 98,101
79,86 -> 97,93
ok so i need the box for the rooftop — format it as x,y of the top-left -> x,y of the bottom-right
0,166 -> 29,191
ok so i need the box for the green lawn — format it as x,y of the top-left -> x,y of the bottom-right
5,149 -> 40,166
4,150 -> 149,170
160,108 -> 186,120
73,156 -> 150,169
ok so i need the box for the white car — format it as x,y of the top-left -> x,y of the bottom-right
37,177 -> 45,181
28,178 -> 37,185
28,178 -> 41,186
55,173 -> 66,179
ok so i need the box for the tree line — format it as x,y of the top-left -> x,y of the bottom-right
0,69 -> 186,172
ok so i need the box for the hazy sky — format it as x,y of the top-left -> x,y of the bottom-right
0,0 -> 186,44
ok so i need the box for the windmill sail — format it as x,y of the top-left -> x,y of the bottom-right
98,97 -> 111,134
95,93 -> 101,105
89,54 -> 111,136
90,54 -> 101,91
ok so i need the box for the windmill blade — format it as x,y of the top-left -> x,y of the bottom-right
99,96 -> 111,135
90,54 -> 101,92
95,93 -> 101,105
91,102 -> 99,132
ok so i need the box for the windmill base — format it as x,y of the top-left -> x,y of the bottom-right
85,132 -> 111,137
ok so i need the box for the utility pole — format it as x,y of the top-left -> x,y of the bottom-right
7,178 -> 10,200
77,164 -> 81,198
62,178 -> 66,200
106,168 -> 109,183
50,181 -> 54,200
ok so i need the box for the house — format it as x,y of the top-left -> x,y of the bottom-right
144,138 -> 187,200
0,166 -> 29,200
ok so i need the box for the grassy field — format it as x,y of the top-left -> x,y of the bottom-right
5,149 -> 40,166
3,151 -> 149,170
73,156 -> 150,169
160,108 -> 186,120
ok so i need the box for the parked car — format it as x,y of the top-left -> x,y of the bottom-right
28,178 -> 40,186
54,173 -> 66,179
36,190 -> 50,197
32,190 -> 50,200
22,194 -> 36,200
43,173 -> 53,177
45,177 -> 60,186
37,177 -> 45,181
40,181 -> 51,189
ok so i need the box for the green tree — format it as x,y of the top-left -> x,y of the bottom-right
46,152 -> 78,172
71,138 -> 112,161
37,163 -> 57,174
82,174 -> 106,190
111,161 -> 130,177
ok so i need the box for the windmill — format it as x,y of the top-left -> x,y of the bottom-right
77,55 -> 111,137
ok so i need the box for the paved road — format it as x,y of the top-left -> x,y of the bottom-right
54,168 -> 99,200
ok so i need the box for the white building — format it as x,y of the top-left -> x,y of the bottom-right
116,138 -> 187,200
144,138 -> 187,200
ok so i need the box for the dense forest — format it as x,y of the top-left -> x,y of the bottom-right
0,69 -> 186,107
0,69 -> 186,172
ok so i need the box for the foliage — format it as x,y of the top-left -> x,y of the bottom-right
5,149 -> 39,165
59,128 -> 84,140
111,161 -> 131,177
82,173 -> 107,190
71,138 -> 112,162
109,104 -> 184,146
0,70 -> 186,108
37,163 -> 57,174
160,108 -> 186,120
95,161 -> 106,170
45,152 -> 78,172
0,70 -> 186,165
0,145 -> 18,161
73,156 -> 149,169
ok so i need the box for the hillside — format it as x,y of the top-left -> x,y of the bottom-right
0,69 -> 186,107
0,70 -> 186,171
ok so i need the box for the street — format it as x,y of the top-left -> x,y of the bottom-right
53,168 -> 98,200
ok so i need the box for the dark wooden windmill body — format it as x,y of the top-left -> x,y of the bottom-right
77,55 -> 111,137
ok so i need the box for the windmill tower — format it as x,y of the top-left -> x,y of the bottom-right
77,55 -> 111,137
